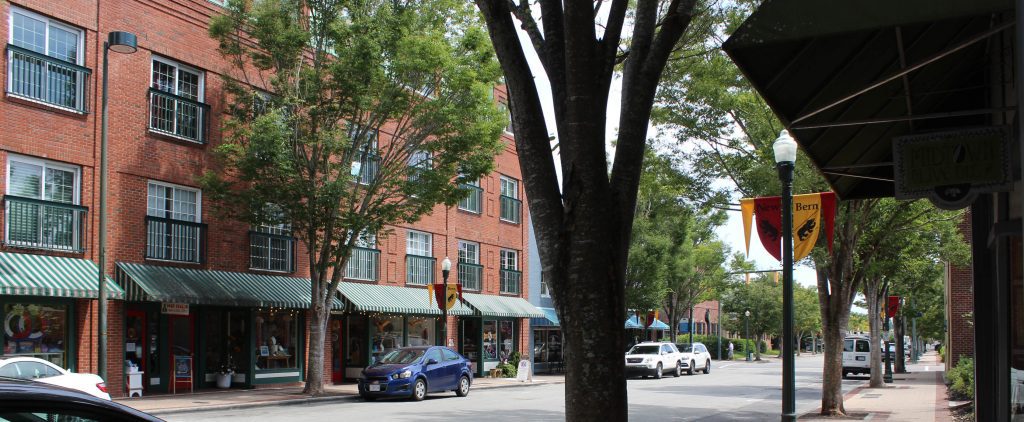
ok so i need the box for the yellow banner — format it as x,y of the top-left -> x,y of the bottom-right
792,193 -> 822,261
740,199 -> 754,256
445,284 -> 459,310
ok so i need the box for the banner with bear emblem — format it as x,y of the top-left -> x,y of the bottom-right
741,192 -> 836,261
791,193 -> 822,261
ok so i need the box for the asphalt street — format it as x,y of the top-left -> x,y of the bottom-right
164,354 -> 865,421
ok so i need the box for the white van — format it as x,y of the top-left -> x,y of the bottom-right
842,335 -> 872,378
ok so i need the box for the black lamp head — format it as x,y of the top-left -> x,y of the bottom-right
107,31 -> 138,54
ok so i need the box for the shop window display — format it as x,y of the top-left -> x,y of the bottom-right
370,316 -> 404,365
533,329 -> 563,363
499,320 -> 515,360
347,315 -> 367,366
406,317 -> 436,347
3,303 -> 68,367
482,320 -> 497,360
254,310 -> 298,370
461,318 -> 480,361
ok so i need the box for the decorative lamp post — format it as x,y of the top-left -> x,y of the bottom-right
99,31 -> 138,382
441,257 -> 452,347
773,129 -> 798,422
745,310 -> 751,361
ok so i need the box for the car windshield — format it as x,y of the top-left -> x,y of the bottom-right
628,345 -> 661,355
377,348 -> 425,364
677,344 -> 693,352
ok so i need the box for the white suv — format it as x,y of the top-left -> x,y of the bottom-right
676,342 -> 713,375
625,342 -> 682,379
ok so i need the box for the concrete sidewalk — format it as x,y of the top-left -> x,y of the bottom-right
116,374 -> 564,416
801,351 -> 952,421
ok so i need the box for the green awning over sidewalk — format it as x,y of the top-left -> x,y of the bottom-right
0,252 -> 123,299
337,282 -> 473,316
461,293 -> 545,318
117,262 -> 339,309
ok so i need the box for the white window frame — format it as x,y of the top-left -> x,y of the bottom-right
250,205 -> 293,273
4,154 -> 82,250
500,249 -> 519,271
457,178 -> 482,214
406,230 -> 432,257
145,180 -> 202,263
457,240 -> 479,265
500,175 -> 519,199
540,277 -> 551,298
7,7 -> 87,112
149,56 -> 206,142
208,0 -> 229,6
346,230 -> 378,281
498,101 -> 513,134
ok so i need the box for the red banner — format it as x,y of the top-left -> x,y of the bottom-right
434,284 -> 446,311
645,310 -> 659,328
820,192 -> 837,255
754,197 -> 783,261
887,296 -> 901,317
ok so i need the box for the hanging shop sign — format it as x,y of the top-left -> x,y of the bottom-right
740,192 -> 836,261
893,126 -> 1012,210
428,283 -> 462,311
161,303 -> 189,315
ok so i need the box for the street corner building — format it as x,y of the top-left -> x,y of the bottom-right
724,0 -> 1024,419
0,0 -> 540,398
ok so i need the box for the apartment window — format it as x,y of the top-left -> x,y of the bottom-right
406,230 -> 434,285
146,181 -> 204,263
346,232 -> 378,281
457,240 -> 482,291
498,101 -> 513,134
457,179 -> 482,214
500,249 -> 521,294
407,150 -> 431,183
149,57 -> 208,143
7,8 -> 89,112
250,208 -> 294,272
499,176 -> 521,224
349,126 -> 379,185
540,276 -> 551,298
3,155 -> 85,251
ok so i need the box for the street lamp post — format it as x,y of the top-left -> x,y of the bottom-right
98,31 -> 138,382
441,257 -> 452,347
745,310 -> 751,361
773,130 -> 798,422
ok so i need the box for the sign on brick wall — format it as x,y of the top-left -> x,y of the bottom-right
161,303 -> 189,315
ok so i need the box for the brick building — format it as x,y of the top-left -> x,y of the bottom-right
944,213 -> 974,370
0,0 -> 537,398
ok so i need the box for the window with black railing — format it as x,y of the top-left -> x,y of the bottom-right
458,262 -> 483,291
250,230 -> 294,272
6,45 -> 90,113
346,247 -> 380,281
406,255 -> 435,285
146,182 -> 204,263
458,181 -> 482,214
149,58 -> 207,144
3,196 -> 86,252
499,176 -> 521,224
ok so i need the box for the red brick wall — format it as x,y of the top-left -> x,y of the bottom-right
946,212 -> 974,369
0,0 -> 528,396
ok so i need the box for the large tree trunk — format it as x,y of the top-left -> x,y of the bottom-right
866,280 -> 884,388
303,301 -> 329,395
821,318 -> 847,415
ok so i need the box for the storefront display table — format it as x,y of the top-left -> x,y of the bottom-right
259,355 -> 293,369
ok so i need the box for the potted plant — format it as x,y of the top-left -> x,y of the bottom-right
216,357 -> 235,389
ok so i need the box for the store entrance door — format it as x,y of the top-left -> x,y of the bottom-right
125,310 -> 147,392
330,318 -> 343,384
168,314 -> 195,393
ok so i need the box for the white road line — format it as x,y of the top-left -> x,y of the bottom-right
718,363 -> 739,369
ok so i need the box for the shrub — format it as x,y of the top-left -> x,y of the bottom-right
946,357 -> 974,400
497,362 -> 517,378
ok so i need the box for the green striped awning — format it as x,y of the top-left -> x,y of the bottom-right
117,262 -> 340,309
0,252 -> 123,299
461,293 -> 546,318
338,282 -> 474,316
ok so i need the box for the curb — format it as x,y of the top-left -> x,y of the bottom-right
140,379 -> 565,416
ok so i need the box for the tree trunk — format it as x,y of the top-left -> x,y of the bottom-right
796,330 -> 803,356
895,315 -> 906,373
866,281 -> 884,388
303,302 -> 329,395
821,319 -> 847,415
754,333 -> 761,361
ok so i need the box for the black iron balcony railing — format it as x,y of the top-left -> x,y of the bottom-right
357,154 -> 379,185
499,195 -> 521,224
249,231 -> 295,273
346,246 -> 380,281
458,184 -> 482,214
3,195 -> 87,252
458,262 -> 483,291
6,44 -> 91,113
500,268 -> 522,295
148,88 -> 210,144
145,215 -> 207,263
405,254 -> 435,285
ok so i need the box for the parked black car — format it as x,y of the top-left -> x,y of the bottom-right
0,376 -> 163,422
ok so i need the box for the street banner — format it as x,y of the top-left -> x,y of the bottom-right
645,310 -> 659,328
753,197 -> 783,261
445,284 -> 458,310
434,284 -> 446,311
740,199 -> 755,256
427,284 -> 434,307
820,192 -> 837,255
792,193 -> 822,261
887,296 -> 901,317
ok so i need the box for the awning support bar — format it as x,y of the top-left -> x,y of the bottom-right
821,170 -> 894,182
792,107 -> 1016,130
791,21 -> 1015,125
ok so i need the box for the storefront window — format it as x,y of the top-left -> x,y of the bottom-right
482,320 -> 497,360
204,310 -> 248,378
500,321 -> 514,360
347,315 -> 367,366
2,303 -> 68,367
461,318 -> 480,361
533,328 -> 562,363
406,317 -> 436,347
254,310 -> 298,370
370,316 -> 404,365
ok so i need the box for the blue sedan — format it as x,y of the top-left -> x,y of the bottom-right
358,346 -> 473,401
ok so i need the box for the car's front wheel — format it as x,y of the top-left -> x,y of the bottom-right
687,360 -> 695,375
703,360 -> 711,374
456,375 -> 471,397
673,361 -> 682,377
411,378 -> 427,401
653,363 -> 663,379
